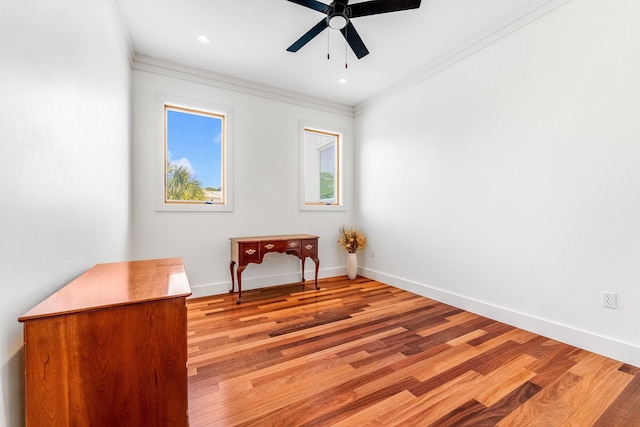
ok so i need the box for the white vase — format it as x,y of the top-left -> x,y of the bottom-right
347,252 -> 357,280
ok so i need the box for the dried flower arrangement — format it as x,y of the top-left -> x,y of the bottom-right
337,226 -> 367,253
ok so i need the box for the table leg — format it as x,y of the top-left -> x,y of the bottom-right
300,258 -> 306,282
229,261 -> 236,293
236,265 -> 246,304
312,257 -> 320,290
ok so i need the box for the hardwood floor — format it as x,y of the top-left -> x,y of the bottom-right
186,276 -> 640,426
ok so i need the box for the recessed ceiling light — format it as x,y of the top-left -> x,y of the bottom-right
338,78 -> 348,84
197,35 -> 210,44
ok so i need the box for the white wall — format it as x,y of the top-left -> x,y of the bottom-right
0,1 -> 132,424
356,0 -> 640,366
131,63 -> 355,297
3,1 -> 638,424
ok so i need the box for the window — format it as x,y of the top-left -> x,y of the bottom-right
300,127 -> 343,210
163,104 -> 231,210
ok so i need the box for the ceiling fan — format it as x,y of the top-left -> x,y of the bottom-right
287,0 -> 422,59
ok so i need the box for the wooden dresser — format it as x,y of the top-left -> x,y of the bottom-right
18,257 -> 192,426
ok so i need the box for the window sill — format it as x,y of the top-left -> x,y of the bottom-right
299,203 -> 346,212
156,202 -> 233,212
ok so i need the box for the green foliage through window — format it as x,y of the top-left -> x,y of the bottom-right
166,162 -> 207,201
320,171 -> 335,199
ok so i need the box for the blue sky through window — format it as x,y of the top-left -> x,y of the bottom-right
166,108 -> 222,189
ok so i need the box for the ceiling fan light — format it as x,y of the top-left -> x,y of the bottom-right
328,15 -> 347,30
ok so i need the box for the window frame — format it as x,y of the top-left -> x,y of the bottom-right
156,97 -> 234,212
299,123 -> 345,212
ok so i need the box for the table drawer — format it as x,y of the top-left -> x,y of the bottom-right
238,243 -> 260,262
301,239 -> 318,256
261,241 -> 288,253
285,240 -> 301,251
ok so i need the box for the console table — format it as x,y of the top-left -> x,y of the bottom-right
18,258 -> 192,426
229,234 -> 320,304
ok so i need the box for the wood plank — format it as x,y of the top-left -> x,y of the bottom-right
593,374 -> 640,426
186,277 -> 640,426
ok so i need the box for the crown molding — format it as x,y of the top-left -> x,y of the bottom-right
132,55 -> 355,117
355,0 -> 575,116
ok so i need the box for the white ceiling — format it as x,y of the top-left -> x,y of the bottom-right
117,0 -> 560,107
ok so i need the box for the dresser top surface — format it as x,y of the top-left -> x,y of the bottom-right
19,257 -> 192,322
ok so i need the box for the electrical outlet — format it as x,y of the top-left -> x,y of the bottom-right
601,291 -> 617,309
370,249 -> 375,258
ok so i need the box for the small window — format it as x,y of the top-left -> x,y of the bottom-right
164,104 -> 226,206
301,127 -> 342,210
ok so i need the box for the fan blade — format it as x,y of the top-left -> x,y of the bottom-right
287,19 -> 329,52
351,0 -> 421,18
287,0 -> 329,13
340,21 -> 369,59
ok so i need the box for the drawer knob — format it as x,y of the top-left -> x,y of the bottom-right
288,242 -> 298,248
244,249 -> 257,255
305,244 -> 314,250
264,244 -> 275,249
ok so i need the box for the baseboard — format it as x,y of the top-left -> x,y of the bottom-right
189,266 -> 346,299
360,267 -> 640,367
